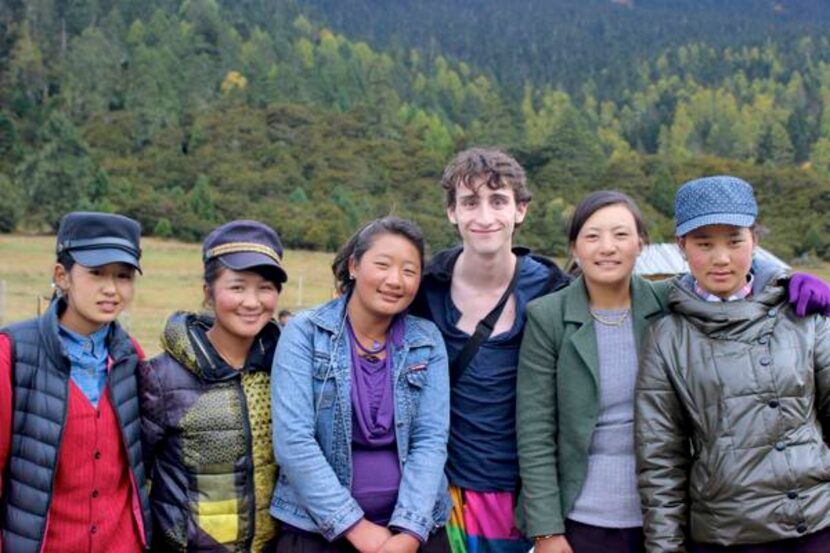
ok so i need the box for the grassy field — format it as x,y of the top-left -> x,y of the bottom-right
2,234 -> 830,356
0,235 -> 337,355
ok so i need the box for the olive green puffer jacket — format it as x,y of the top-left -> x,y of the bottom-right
635,272 -> 830,551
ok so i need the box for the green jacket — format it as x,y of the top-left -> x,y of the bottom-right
636,273 -> 830,551
516,275 -> 669,537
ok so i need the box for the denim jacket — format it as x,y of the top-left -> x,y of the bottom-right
270,295 -> 451,542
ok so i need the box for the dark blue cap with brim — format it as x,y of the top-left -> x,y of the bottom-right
57,212 -> 142,272
203,220 -> 287,283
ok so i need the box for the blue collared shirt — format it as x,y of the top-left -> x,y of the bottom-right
59,324 -> 110,407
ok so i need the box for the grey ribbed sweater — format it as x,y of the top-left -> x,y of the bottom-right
567,308 -> 642,528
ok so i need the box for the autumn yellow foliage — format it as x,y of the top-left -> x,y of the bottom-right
220,71 -> 248,93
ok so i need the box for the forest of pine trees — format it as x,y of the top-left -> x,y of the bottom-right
2,0 -> 830,259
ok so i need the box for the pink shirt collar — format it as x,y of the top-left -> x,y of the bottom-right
694,273 -> 754,302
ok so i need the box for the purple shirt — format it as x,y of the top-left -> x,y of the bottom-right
347,317 -> 404,525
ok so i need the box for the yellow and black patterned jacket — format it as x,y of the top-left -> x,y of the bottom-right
139,312 -> 279,553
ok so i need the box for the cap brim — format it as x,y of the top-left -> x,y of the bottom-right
70,249 -> 142,273
219,252 -> 287,283
676,213 -> 756,237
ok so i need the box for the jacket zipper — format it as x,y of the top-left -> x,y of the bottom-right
191,326 -> 255,550
188,328 -> 217,371
107,356 -> 148,549
38,355 -> 73,553
235,375 -> 257,551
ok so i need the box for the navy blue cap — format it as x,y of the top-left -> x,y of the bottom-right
56,212 -> 142,272
675,175 -> 758,236
202,220 -> 287,283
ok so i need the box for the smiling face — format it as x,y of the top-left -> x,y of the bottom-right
55,262 -> 136,335
679,224 -> 756,299
348,232 -> 422,320
207,267 -> 280,340
571,203 -> 643,289
447,178 -> 528,257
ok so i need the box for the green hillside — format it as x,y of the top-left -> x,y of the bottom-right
298,0 -> 830,96
2,0 -> 830,260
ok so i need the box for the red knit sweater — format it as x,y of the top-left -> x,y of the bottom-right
41,382 -> 143,552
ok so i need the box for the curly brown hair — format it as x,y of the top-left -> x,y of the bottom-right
440,148 -> 532,208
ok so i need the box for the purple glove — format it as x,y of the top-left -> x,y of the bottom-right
788,272 -> 830,317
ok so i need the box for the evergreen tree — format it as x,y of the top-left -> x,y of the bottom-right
6,22 -> 47,115
15,110 -> 110,230
811,137 -> 830,174
0,173 -> 22,232
532,106 -> 605,194
758,122 -> 794,165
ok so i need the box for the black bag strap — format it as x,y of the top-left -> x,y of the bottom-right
450,255 -> 523,385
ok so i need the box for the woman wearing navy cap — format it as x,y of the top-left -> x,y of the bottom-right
139,220 -> 286,552
0,211 -> 152,553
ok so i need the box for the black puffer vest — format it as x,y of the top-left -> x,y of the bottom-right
0,299 -> 152,553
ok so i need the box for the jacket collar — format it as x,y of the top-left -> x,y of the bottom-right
563,276 -> 593,325
309,295 -> 349,334
670,270 -> 788,340
39,298 -> 69,369
161,311 -> 279,382
39,298 -> 135,372
562,277 -> 599,386
309,295 -> 434,349
563,275 -> 664,322
630,275 -> 668,349
562,275 -> 666,385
